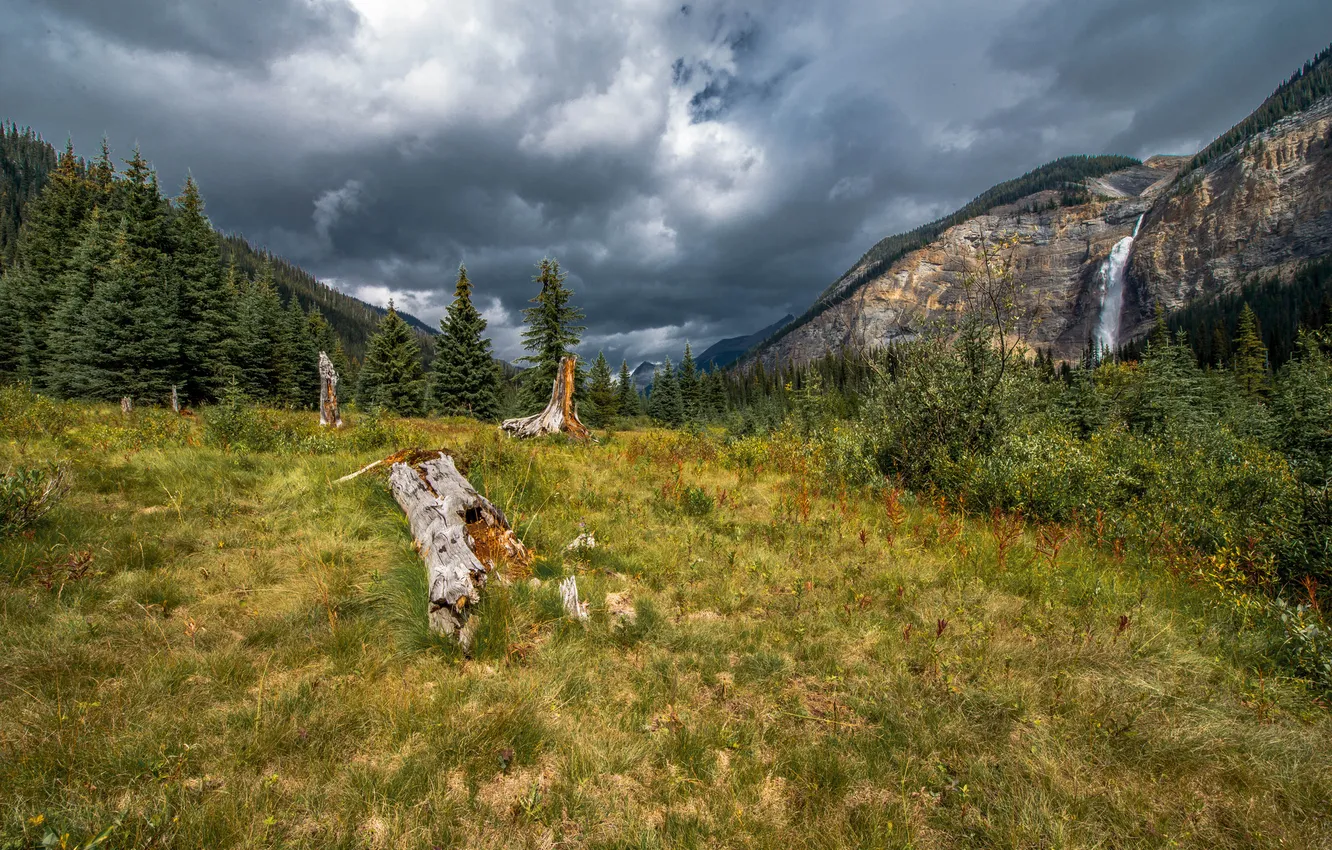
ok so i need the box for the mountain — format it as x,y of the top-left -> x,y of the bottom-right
752,43 -> 1332,368
630,360 -> 657,392
696,313 -> 794,370
219,234 -> 436,362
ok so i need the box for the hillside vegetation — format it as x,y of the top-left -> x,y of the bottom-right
2,392 -> 1332,849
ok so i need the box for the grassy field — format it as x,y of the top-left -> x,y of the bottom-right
2,400 -> 1331,849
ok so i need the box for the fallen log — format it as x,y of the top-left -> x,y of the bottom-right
500,356 -> 590,440
387,451 -> 531,648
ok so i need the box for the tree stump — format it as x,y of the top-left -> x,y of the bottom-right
318,351 -> 343,428
120,397 -> 133,415
500,356 -> 590,439
388,451 -> 531,648
170,385 -> 180,413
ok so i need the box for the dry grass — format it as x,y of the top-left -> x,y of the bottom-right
1,407 -> 1330,849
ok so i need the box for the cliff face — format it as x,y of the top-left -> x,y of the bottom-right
1124,97 -> 1332,343
756,97 -> 1332,367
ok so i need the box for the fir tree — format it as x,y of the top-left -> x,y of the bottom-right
45,207 -> 116,397
701,368 -> 727,420
586,351 -> 616,426
648,357 -> 684,425
1233,303 -> 1270,398
236,262 -> 285,399
277,296 -> 317,407
518,258 -> 585,412
357,301 -> 425,416
431,264 -> 500,419
617,359 -> 640,416
678,343 -> 700,422
171,174 -> 230,402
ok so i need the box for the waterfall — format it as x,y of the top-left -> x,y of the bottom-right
1093,214 -> 1144,359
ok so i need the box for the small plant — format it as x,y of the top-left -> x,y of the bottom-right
680,485 -> 714,517
0,463 -> 69,538
990,508 -> 1025,572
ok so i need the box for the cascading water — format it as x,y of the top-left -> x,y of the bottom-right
1093,214 -> 1144,360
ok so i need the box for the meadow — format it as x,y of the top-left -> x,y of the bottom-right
2,393 -> 1331,849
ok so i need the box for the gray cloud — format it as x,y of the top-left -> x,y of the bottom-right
0,0 -> 1326,365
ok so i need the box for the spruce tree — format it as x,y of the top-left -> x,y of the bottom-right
678,343 -> 700,422
357,301 -> 425,415
431,264 -> 500,419
648,357 -> 684,425
617,359 -> 640,416
1233,303 -> 1270,398
46,207 -> 116,397
702,369 -> 728,420
518,257 -> 585,412
277,296 -> 317,407
171,175 -> 230,402
586,351 -> 616,426
236,262 -> 285,399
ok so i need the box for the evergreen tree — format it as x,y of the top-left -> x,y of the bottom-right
276,296 -> 317,407
586,351 -> 616,426
74,224 -> 180,403
678,342 -> 700,422
430,264 -> 500,419
357,301 -> 426,415
171,175 -> 230,402
648,357 -> 684,425
1233,303 -> 1270,398
9,141 -> 93,382
701,368 -> 728,420
617,359 -> 640,416
1272,330 -> 1332,483
236,262 -> 285,399
518,257 -> 585,412
46,207 -> 116,397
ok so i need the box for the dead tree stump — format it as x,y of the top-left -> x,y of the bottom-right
120,397 -> 133,415
388,451 -> 531,648
500,356 -> 590,439
318,351 -> 343,428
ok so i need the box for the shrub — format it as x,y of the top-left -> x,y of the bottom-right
0,463 -> 69,538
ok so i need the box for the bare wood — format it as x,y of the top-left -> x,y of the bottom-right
500,356 -> 590,439
318,351 -> 343,428
120,397 -> 132,415
335,458 -> 384,483
388,452 -> 531,647
170,385 -> 180,413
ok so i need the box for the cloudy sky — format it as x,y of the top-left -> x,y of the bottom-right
3,0 -> 1329,364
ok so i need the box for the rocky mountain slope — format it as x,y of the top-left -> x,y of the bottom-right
753,67 -> 1332,367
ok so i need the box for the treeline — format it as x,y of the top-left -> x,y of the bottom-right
1188,41 -> 1332,173
1151,258 -> 1332,369
0,123 -> 57,269
764,154 -> 1141,352
0,140 -> 349,406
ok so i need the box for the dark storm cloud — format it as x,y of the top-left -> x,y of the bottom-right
0,0 -> 1325,364
29,0 -> 360,66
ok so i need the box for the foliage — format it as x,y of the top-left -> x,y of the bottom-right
356,302 -> 426,417
430,264 -> 501,420
0,463 -> 67,538
517,257 -> 585,413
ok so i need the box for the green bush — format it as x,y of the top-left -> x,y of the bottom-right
0,463 -> 69,538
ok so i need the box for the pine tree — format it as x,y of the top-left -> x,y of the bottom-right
518,257 -> 585,412
9,141 -> 93,382
586,351 -> 616,426
431,264 -> 501,419
617,359 -> 640,416
357,301 -> 425,415
236,262 -> 285,399
702,369 -> 728,420
678,343 -> 700,422
171,175 -> 230,402
45,206 -> 116,397
276,296 -> 317,407
74,223 -> 180,403
648,357 -> 684,425
1233,303 -> 1270,398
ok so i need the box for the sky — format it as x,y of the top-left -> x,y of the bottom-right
2,0 -> 1329,365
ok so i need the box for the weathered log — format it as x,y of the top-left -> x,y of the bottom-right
388,451 -> 531,648
500,356 -> 590,439
318,351 -> 343,428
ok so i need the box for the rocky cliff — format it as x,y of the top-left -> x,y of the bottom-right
754,96 -> 1332,367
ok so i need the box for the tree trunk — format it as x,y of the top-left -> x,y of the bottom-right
318,351 -> 343,428
170,385 -> 179,413
500,356 -> 590,439
388,451 -> 531,648
120,397 -> 133,415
